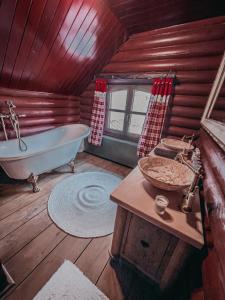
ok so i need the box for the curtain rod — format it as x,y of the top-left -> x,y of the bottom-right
94,71 -> 176,81
93,73 -> 176,86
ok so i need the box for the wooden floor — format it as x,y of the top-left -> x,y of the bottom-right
0,153 -> 153,300
0,153 -> 194,300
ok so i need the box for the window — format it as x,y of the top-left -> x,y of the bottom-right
105,85 -> 150,141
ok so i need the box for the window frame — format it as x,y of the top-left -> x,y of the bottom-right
201,51 -> 225,151
104,84 -> 150,142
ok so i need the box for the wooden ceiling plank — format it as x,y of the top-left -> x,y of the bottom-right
0,0 -> 18,75
60,8 -> 112,91
1,0 -> 32,87
67,20 -> 119,90
21,0 -> 74,91
9,0 -> 48,89
52,0 -> 99,92
108,0 -> 225,34
31,0 -> 83,91
18,0 -> 61,90
70,23 -> 125,95
39,0 -> 95,92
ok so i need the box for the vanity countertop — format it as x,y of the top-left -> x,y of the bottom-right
111,165 -> 204,249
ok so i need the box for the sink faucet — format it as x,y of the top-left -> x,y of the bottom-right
176,152 -> 197,174
177,149 -> 203,213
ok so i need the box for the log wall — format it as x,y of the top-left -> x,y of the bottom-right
200,129 -> 225,300
0,88 -> 80,140
80,16 -> 225,139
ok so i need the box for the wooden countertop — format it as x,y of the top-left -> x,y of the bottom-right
111,166 -> 204,249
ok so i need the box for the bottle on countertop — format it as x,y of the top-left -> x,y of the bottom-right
181,186 -> 199,214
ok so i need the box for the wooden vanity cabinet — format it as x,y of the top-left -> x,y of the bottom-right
112,207 -> 192,289
110,165 -> 204,290
121,214 -> 177,280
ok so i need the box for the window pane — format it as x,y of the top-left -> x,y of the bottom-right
110,90 -> 127,110
132,89 -> 150,113
108,111 -> 125,131
128,114 -> 145,135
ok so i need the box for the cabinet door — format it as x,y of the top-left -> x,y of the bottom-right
121,214 -> 177,280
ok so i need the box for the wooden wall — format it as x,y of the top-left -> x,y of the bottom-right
0,88 -> 80,140
80,16 -> 225,139
200,129 -> 225,300
0,0 -> 126,95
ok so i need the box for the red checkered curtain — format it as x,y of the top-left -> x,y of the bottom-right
137,77 -> 174,157
88,79 -> 107,146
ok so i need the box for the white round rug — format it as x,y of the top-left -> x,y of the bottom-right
48,171 -> 121,238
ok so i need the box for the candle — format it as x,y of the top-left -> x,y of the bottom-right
155,195 -> 169,215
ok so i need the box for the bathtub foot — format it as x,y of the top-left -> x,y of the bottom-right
27,173 -> 40,193
68,159 -> 76,173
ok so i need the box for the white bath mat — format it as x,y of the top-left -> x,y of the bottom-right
48,171 -> 121,238
33,260 -> 108,300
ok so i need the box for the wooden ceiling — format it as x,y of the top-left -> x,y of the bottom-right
0,0 -> 225,96
0,0 -> 126,96
107,0 -> 225,34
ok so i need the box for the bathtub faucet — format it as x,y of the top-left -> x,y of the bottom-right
7,100 -> 16,119
5,100 -> 27,151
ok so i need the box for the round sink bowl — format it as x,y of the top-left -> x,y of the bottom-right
138,156 -> 194,191
161,138 -> 194,152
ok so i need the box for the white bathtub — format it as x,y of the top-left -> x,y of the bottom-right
0,124 -> 90,191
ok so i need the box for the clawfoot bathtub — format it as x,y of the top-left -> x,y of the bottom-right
0,124 -> 90,192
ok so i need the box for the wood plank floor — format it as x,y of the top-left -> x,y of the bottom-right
0,153 -> 143,300
0,153 -> 192,300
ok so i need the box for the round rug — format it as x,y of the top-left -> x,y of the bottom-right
48,171 -> 121,238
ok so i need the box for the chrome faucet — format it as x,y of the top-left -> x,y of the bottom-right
176,151 -> 200,174
7,100 -> 20,137
177,148 -> 203,213
7,100 -> 17,120
0,100 -> 27,151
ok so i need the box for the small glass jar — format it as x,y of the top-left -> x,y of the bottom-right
155,195 -> 169,215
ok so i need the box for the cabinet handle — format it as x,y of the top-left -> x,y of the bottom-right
140,240 -> 149,248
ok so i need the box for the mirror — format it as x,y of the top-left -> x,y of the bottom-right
201,52 -> 225,151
